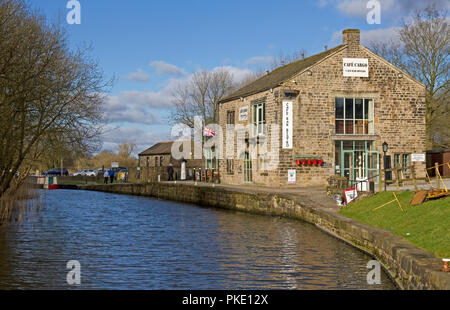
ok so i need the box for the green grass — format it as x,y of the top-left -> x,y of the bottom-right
340,191 -> 450,258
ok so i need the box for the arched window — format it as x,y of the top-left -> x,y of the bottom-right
160,156 -> 163,166
155,157 -> 158,167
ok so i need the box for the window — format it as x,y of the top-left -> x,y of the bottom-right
227,110 -> 235,125
402,154 -> 410,174
205,147 -> 218,169
226,159 -> 234,174
394,153 -> 410,176
160,156 -> 163,166
252,102 -> 265,136
394,154 -> 401,168
155,157 -> 158,167
335,98 -> 374,135
146,157 -> 149,167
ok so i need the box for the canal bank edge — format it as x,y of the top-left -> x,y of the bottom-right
81,183 -> 450,290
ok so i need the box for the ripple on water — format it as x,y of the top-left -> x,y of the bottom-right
0,189 -> 396,290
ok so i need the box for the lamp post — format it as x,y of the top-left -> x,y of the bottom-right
382,142 -> 388,191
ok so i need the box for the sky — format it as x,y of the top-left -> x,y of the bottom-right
32,0 -> 449,154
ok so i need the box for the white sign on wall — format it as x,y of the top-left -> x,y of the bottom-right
282,101 -> 293,149
111,162 -> 119,168
239,106 -> 249,121
411,153 -> 426,162
343,58 -> 369,77
288,170 -> 296,184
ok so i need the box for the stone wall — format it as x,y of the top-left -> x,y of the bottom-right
82,183 -> 450,290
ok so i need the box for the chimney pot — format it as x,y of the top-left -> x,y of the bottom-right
343,29 -> 360,47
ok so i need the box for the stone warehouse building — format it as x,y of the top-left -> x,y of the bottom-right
218,29 -> 426,187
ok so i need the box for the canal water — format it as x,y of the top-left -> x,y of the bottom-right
0,190 -> 396,289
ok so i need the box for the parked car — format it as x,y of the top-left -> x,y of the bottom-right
43,168 -> 69,176
72,169 -> 98,177
85,169 -> 97,177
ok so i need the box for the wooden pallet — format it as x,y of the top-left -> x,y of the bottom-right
410,190 -> 428,206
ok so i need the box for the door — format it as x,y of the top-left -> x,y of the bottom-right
244,152 -> 252,183
384,155 -> 392,181
343,150 -> 354,184
354,150 -> 366,179
367,151 -> 379,184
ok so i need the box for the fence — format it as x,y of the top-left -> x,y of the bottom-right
378,162 -> 449,192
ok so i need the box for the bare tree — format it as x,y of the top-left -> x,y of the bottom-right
270,49 -> 308,70
171,69 -> 234,128
0,0 -> 110,196
368,5 -> 449,149
235,70 -> 265,90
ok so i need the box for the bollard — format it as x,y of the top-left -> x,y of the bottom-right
369,179 -> 375,193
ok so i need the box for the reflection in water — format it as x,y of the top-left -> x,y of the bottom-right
0,190 -> 396,289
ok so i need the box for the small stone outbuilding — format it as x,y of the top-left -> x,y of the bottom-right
138,141 -> 204,182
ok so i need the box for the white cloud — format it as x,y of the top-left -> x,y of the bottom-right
103,65 -> 255,129
102,89 -> 174,125
360,26 -> 401,44
321,0 -> 450,19
212,66 -> 255,85
150,60 -> 187,76
245,56 -> 274,65
336,0 -> 369,18
101,125 -> 171,153
120,90 -> 174,108
125,68 -> 150,82
97,64 -> 265,155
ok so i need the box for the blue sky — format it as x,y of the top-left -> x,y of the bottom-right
32,0 -> 448,153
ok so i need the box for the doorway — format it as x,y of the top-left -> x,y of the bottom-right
335,141 -> 379,185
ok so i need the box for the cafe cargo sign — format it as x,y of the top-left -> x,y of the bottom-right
343,58 -> 369,77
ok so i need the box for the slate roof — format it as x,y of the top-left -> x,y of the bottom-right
220,44 -> 346,103
139,141 -> 174,156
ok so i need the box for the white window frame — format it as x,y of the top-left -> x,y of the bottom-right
252,102 -> 266,137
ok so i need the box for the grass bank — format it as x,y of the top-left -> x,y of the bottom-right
340,191 -> 450,258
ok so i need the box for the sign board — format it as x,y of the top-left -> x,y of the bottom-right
411,153 -> 425,162
344,188 -> 358,204
111,162 -> 119,168
239,106 -> 249,121
343,58 -> 369,77
288,169 -> 296,184
282,101 -> 293,149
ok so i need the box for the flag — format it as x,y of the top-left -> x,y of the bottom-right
203,127 -> 216,137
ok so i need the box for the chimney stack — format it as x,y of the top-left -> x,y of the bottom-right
342,29 -> 360,47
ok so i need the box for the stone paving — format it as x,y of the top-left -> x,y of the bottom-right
162,181 -> 341,212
